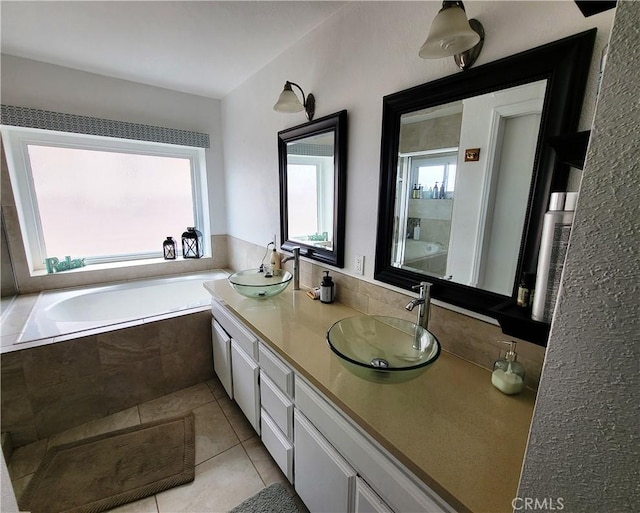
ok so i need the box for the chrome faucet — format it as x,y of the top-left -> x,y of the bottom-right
281,246 -> 300,290
405,281 -> 433,330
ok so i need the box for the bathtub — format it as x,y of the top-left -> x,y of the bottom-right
404,240 -> 445,262
1,270 -> 227,351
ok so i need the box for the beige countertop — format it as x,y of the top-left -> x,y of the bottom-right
205,280 -> 537,513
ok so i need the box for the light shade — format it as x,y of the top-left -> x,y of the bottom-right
273,83 -> 304,113
419,4 -> 480,59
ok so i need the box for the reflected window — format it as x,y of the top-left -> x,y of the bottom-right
413,151 -> 458,199
286,163 -> 319,239
286,138 -> 334,248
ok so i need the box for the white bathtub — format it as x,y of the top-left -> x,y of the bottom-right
404,240 -> 445,262
2,271 -> 227,350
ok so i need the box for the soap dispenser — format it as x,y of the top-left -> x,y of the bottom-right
270,248 -> 281,270
320,271 -> 335,304
491,341 -> 526,395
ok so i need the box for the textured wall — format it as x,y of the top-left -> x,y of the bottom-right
518,2 -> 640,511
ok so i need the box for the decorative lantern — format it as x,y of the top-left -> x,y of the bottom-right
181,227 -> 203,259
163,236 -> 177,260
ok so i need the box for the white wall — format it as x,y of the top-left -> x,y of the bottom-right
0,54 -> 227,236
221,1 -> 613,279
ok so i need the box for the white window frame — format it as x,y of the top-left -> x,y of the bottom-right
1,126 -> 210,273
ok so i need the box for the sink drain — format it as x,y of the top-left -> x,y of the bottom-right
370,358 -> 389,369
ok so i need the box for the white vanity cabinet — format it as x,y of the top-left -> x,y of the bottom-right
211,300 -> 260,435
210,298 -> 455,513
258,342 -> 295,483
355,477 -> 394,513
295,378 -> 455,513
230,340 -> 260,434
211,319 -> 232,398
294,409 -> 357,513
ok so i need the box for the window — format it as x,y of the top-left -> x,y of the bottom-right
1,127 -> 209,272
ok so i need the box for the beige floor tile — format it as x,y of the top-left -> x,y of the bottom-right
192,400 -> 239,465
206,376 -> 229,400
7,438 -> 47,480
217,395 -> 256,442
138,382 -> 215,423
155,444 -> 264,513
105,495 -> 159,513
47,406 -> 140,448
242,435 -> 288,486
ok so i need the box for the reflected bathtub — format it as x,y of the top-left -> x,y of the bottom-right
404,240 -> 444,261
11,271 -> 226,346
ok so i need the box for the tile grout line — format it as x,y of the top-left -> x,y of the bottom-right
239,439 -> 268,488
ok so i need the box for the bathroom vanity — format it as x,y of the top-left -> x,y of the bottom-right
204,280 -> 537,513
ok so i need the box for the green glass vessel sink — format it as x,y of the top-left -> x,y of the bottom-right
327,315 -> 441,383
228,268 -> 293,299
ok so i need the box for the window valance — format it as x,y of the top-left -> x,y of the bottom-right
0,104 -> 210,148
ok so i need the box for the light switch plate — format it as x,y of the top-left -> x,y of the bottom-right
355,255 -> 364,275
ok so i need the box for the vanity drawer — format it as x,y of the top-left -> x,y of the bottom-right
261,409 -> 293,483
295,378 -> 454,513
212,300 -> 258,359
260,372 -> 293,439
258,342 -> 294,397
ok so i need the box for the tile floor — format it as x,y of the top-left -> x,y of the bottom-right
6,376 -> 307,513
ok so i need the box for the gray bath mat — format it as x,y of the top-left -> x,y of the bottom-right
230,483 -> 301,513
19,412 -> 195,513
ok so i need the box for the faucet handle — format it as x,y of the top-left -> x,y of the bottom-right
411,281 -> 433,292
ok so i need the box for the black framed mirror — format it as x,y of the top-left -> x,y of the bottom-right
279,110 -> 347,267
375,30 -> 596,332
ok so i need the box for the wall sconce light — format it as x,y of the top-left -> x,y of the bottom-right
418,1 -> 485,70
273,81 -> 315,121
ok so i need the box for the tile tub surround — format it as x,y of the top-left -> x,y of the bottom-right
1,311 -> 213,447
6,379 -> 304,513
206,279 -> 537,513
228,235 -> 545,390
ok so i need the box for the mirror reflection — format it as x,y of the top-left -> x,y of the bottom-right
278,110 -> 347,268
286,132 -> 335,250
391,80 -> 546,296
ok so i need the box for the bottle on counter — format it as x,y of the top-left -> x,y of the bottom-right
439,181 -> 445,199
433,182 -> 439,199
320,270 -> 335,304
270,248 -> 281,270
491,341 -> 526,395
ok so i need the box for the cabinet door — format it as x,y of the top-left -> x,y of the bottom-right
355,477 -> 393,513
231,340 -> 260,435
261,409 -> 294,484
294,410 -> 356,513
211,320 -> 232,399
